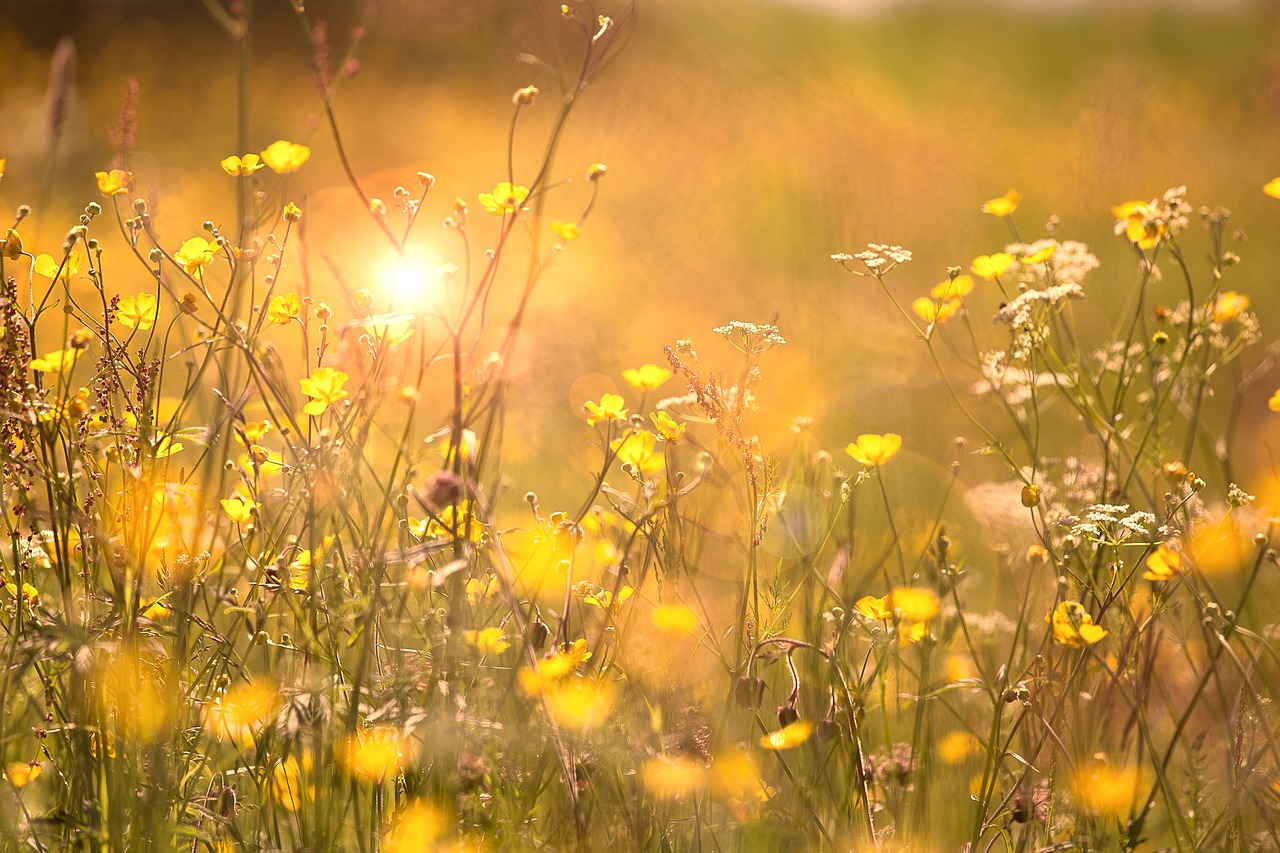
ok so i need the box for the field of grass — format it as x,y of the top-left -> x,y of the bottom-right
0,1 -> 1278,850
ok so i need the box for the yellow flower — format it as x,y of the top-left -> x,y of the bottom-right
980,189 -> 1019,217
282,201 -> 302,223
1212,291 -> 1249,323
889,587 -> 940,623
174,237 -> 217,276
543,678 -> 616,730
642,756 -> 709,799
970,252 -> 1014,280
912,296 -> 960,325
340,726 -> 408,781
267,292 -> 303,325
611,430 -> 663,474
550,220 -> 580,242
1072,764 -> 1142,816
1112,201 -> 1165,249
1047,600 -> 1107,648
478,181 -> 529,215
4,582 -> 41,609
465,574 -> 499,605
584,392 -> 628,426
140,596 -> 171,620
855,594 -> 891,621
463,627 -> 511,655
95,169 -> 131,196
1270,389 -> 1280,413
383,801 -> 447,853
938,731 -> 981,764
1142,542 -> 1182,582
272,755 -> 315,812
1020,243 -> 1057,264
650,411 -> 685,443
651,603 -> 700,636
260,140 -> 311,174
1264,177 -> 1280,199
300,367 -> 350,416
34,250 -> 84,281
204,682 -> 280,744
221,153 -> 265,176
930,274 -> 973,300
3,227 -> 22,261
0,158 -> 5,178
623,363 -> 672,390
29,348 -> 79,373
6,761 -> 41,788
759,720 -> 813,751
116,292 -> 158,330
578,582 -> 635,610
845,433 -> 902,466
221,496 -> 258,524
153,434 -> 184,457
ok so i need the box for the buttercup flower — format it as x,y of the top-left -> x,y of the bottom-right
221,154 -> 265,176
1264,177 -> 1280,199
260,140 -> 311,174
1212,291 -> 1249,323
971,253 -> 1014,281
912,296 -> 960,324
174,237 -> 217,276
300,367 -> 350,416
267,293 -> 302,325
116,292 -> 158,330
846,433 -> 902,466
585,393 -> 628,426
622,364 -> 671,390
34,251 -> 84,281
95,169 -> 131,196
1111,201 -> 1165,249
1142,542 -> 1182,582
1048,600 -> 1107,647
1269,389 -> 1280,412
478,181 -> 529,215
930,275 -> 973,300
650,410 -> 685,442
759,720 -> 813,750
550,220 -> 579,242
981,189 -> 1019,217
29,348 -> 79,373
221,496 -> 258,524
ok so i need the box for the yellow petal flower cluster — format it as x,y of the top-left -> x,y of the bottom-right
300,367 -> 350,416
1047,600 -> 1107,647
1142,542 -> 1182,582
260,140 -> 311,174
585,392 -> 627,426
221,153 -> 265,176
478,181 -> 529,215
622,363 -> 671,390
970,252 -> 1014,281
116,292 -> 158,330
845,433 -> 901,466
980,189 -> 1019,217
95,169 -> 131,196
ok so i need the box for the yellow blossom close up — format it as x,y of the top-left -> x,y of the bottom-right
260,140 -> 311,174
846,433 -> 901,466
300,367 -> 350,416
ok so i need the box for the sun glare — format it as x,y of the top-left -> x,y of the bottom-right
370,252 -> 444,310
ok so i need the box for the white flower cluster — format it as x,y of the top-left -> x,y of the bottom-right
1064,503 -> 1158,546
832,244 -> 913,275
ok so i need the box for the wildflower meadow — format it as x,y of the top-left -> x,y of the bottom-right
0,1 -> 1278,851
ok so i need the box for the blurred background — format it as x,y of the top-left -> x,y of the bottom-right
1,0 -> 1278,512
